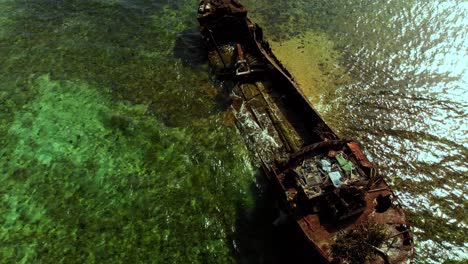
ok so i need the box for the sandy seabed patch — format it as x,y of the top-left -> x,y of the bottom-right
269,31 -> 351,108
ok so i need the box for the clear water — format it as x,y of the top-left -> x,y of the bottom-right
244,0 -> 468,262
0,0 -> 466,263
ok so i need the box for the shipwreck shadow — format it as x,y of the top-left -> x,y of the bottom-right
174,28 -> 208,69
230,171 -> 324,264
173,28 -> 234,113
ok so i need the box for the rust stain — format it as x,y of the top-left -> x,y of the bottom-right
197,1 -> 414,263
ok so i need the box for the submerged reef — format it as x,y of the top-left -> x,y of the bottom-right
0,74 -> 255,263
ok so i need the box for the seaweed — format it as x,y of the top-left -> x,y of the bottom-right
0,1 -> 257,262
331,219 -> 388,263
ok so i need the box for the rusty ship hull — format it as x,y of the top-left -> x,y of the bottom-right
197,1 -> 415,263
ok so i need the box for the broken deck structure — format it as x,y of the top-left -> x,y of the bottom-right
198,1 -> 415,263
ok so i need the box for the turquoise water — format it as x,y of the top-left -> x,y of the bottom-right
0,0 -> 466,263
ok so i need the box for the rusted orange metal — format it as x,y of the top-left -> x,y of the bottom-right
198,1 -> 415,263
347,141 -> 374,169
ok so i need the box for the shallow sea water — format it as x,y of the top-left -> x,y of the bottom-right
0,1 -> 258,263
244,0 -> 467,262
0,0 -> 466,263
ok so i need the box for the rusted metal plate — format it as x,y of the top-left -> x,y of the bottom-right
347,141 -> 373,168
198,1 -> 414,263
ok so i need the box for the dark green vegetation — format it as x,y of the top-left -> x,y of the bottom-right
331,219 -> 388,263
0,0 -> 257,262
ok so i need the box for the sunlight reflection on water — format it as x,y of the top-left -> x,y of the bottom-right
245,0 -> 467,262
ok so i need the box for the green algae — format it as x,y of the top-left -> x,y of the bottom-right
0,0 -> 258,262
331,219 -> 388,263
0,74 -> 255,263
0,0 -> 217,126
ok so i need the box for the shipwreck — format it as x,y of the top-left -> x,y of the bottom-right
197,0 -> 415,263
